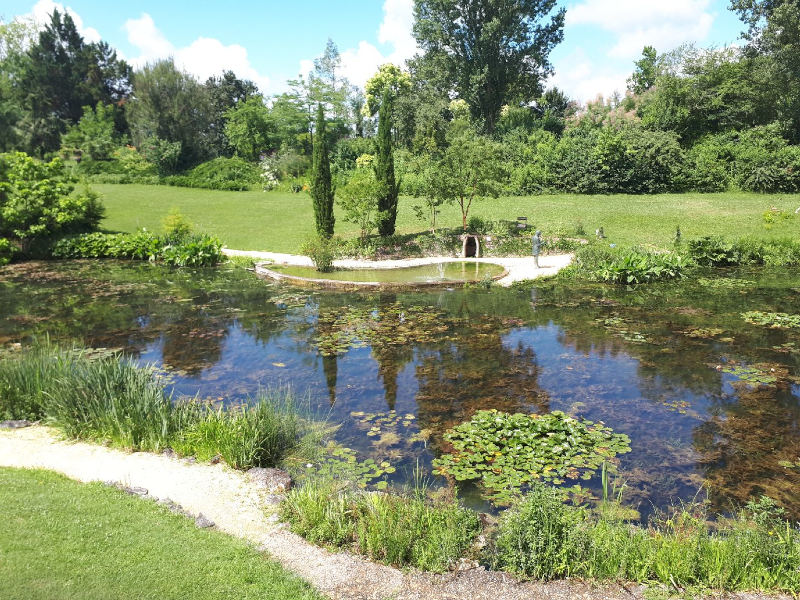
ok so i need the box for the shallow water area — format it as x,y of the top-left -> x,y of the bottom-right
268,261 -> 506,284
1,260 -> 799,519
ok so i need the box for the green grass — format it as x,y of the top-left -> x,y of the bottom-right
95,184 -> 800,253
0,468 -> 324,600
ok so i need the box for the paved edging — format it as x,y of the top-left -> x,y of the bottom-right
223,248 -> 574,287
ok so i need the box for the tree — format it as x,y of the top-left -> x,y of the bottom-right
0,152 -> 104,249
338,167 -> 380,238
627,46 -> 659,95
311,104 -> 335,237
412,0 -> 565,133
127,59 -> 210,169
61,103 -> 119,161
730,0 -> 800,141
205,71 -> 258,157
363,64 -> 412,116
419,130 -> 503,231
224,95 -> 276,161
375,92 -> 400,236
13,10 -> 131,156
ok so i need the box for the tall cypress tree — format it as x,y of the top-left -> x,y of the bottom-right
311,103 -> 335,237
375,91 -> 399,237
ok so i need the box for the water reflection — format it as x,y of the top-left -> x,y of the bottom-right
1,261 -> 799,517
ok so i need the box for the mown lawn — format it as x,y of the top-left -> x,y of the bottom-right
95,183 -> 800,253
0,467 -> 324,600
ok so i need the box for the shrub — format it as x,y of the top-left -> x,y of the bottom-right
491,484 -> 587,579
301,236 -> 337,272
281,479 -> 480,572
0,238 -> 16,266
51,231 -> 223,266
162,210 -> 192,242
687,236 -> 740,266
162,157 -> 261,191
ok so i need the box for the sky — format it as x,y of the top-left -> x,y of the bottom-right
1,0 -> 746,103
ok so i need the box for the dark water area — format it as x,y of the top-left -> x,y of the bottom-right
2,260 -> 799,518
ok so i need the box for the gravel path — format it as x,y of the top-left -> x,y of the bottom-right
223,248 -> 573,286
1,427 -> 786,600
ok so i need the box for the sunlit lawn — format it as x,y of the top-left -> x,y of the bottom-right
0,468 -> 324,600
95,183 -> 800,253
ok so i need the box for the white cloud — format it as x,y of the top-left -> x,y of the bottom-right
566,0 -> 714,59
123,12 -> 270,92
27,0 -> 101,43
549,48 -> 628,103
300,0 -> 419,89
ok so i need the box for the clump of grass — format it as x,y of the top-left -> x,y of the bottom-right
0,343 -> 322,470
490,486 -> 800,592
280,477 -> 480,572
0,340 -> 76,420
171,390 -> 314,469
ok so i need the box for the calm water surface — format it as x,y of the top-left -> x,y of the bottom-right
1,260 -> 799,517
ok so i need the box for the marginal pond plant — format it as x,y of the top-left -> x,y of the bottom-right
433,410 -> 631,505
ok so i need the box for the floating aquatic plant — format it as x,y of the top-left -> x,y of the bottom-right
721,364 -> 777,386
741,311 -> 800,329
433,409 -> 631,505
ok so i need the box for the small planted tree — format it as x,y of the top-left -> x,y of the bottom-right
338,166 -> 380,239
374,91 -> 399,236
311,103 -> 335,238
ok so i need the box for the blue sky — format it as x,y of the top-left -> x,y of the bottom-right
2,0 -> 746,102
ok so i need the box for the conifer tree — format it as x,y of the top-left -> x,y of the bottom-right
311,103 -> 335,237
375,91 -> 399,237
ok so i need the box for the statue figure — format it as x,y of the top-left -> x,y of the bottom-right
531,230 -> 542,268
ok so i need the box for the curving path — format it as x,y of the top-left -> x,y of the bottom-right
223,248 -> 574,287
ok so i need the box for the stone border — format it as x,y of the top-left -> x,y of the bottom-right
254,261 -> 509,290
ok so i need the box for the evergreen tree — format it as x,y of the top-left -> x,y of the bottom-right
311,103 -> 335,237
375,92 -> 399,237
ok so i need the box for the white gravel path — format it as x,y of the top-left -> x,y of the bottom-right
223,248 -> 573,286
0,427 -> 786,600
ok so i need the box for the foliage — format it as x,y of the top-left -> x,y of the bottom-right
162,209 -> 192,241
280,478 -> 480,572
572,245 -> 690,284
51,230 -> 223,266
491,483 -> 586,579
0,237 -> 15,266
374,91 -> 400,236
0,469 -> 325,600
170,391 -> 306,469
627,46 -> 659,94
163,156 -> 260,191
433,410 -> 631,505
204,70 -> 259,158
741,311 -> 800,329
10,9 -> 131,156
140,136 -> 181,177
300,235 -> 337,272
60,102 -> 119,161
363,63 -> 412,116
412,0 -> 565,133
337,168 -> 380,239
0,152 -> 104,247
489,491 -> 800,590
310,103 -> 335,238
224,95 -> 276,161
127,59 -> 210,170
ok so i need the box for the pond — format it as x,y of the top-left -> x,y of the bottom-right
1,260 -> 799,518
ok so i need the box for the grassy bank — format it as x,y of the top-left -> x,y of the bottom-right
0,343 -> 321,470
0,468 -> 323,600
95,184 -> 800,253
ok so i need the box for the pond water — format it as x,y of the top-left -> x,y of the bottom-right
1,260 -> 799,518
268,261 -> 506,284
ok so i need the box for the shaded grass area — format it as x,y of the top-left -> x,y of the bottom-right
95,184 -> 800,253
0,343 -> 321,470
0,468 -> 324,600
